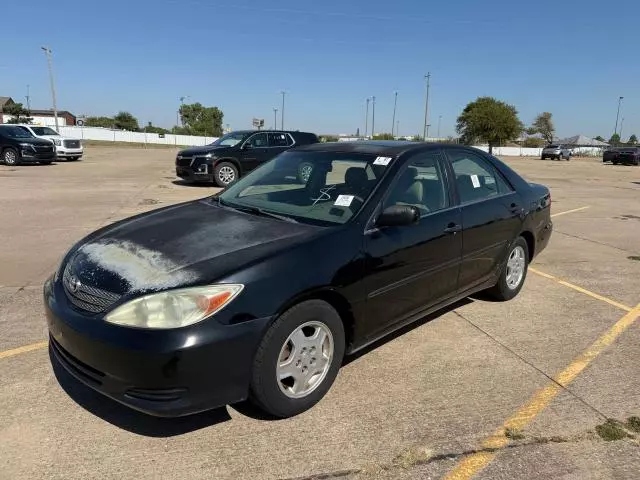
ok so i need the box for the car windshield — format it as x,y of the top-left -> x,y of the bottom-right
210,132 -> 248,147
31,127 -> 59,136
0,126 -> 34,139
218,150 -> 393,225
545,145 -> 558,149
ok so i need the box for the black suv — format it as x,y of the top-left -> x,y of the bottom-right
176,130 -> 319,187
0,125 -> 57,166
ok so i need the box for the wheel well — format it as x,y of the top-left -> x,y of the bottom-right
279,289 -> 356,351
520,231 -> 535,261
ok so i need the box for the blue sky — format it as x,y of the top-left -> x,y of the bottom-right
1,0 -> 639,138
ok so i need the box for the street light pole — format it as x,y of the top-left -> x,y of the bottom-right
25,84 -> 31,112
396,120 -> 399,138
619,117 -> 625,142
437,115 -> 442,138
614,96 -> 623,137
365,98 -> 370,138
422,72 -> 431,141
391,91 -> 398,137
371,96 -> 376,137
41,46 -> 59,131
273,107 -> 278,130
280,91 -> 286,130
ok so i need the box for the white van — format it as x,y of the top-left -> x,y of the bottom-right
14,125 -> 83,161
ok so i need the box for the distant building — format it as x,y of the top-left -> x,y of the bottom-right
0,95 -> 77,126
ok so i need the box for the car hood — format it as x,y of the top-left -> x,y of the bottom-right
40,135 -> 81,142
178,145 -> 232,156
67,200 -> 320,296
21,138 -> 55,146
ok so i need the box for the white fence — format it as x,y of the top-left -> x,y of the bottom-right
58,126 -> 218,147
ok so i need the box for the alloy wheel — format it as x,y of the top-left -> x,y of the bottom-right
218,166 -> 235,184
506,245 -> 526,290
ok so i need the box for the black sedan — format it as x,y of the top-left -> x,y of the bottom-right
45,142 -> 552,418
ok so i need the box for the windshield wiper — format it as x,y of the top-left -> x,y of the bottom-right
218,200 -> 298,223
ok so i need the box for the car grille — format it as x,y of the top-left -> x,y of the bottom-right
34,145 -> 55,153
62,264 -> 121,314
64,140 -> 81,148
176,156 -> 193,167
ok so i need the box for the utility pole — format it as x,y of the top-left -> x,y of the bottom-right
365,97 -> 370,138
273,107 -> 278,130
614,96 -> 623,137
280,91 -> 286,130
391,91 -> 398,137
437,115 -> 442,138
422,72 -> 431,141
396,120 -> 400,138
41,47 -> 59,131
371,96 -> 376,137
619,117 -> 625,142
25,84 -> 31,112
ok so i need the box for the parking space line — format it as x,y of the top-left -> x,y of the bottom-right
444,304 -> 640,480
529,267 -> 632,312
0,341 -> 48,360
551,206 -> 590,218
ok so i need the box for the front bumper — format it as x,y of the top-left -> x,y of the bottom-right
21,150 -> 56,163
56,147 -> 83,157
176,163 -> 214,183
44,277 -> 271,417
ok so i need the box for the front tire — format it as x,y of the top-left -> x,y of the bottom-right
2,148 -> 19,166
213,161 -> 238,188
487,237 -> 529,301
249,300 -> 345,418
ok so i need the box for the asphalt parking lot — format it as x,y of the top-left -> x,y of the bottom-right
1,148 -> 639,480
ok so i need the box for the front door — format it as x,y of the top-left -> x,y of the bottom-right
241,132 -> 270,172
445,148 -> 524,291
363,150 -> 462,339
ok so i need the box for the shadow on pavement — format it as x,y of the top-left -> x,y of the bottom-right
50,348 -> 232,437
172,180 -> 214,188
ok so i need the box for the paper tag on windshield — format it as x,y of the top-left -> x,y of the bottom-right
471,174 -> 481,188
334,195 -> 354,207
373,156 -> 393,166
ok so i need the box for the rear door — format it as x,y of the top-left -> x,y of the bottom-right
363,150 -> 462,337
444,148 -> 524,292
241,132 -> 270,172
268,132 -> 293,157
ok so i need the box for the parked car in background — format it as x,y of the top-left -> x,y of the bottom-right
603,147 -> 621,163
613,147 -> 640,166
14,125 -> 83,161
46,142 -> 552,418
176,130 -> 320,187
541,144 -> 572,160
0,125 -> 57,165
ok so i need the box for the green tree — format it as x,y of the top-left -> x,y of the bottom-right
628,134 -> 638,145
319,135 -> 339,142
178,103 -> 224,136
143,123 -> 169,134
530,112 -> 555,144
85,116 -> 115,128
456,97 -> 523,154
594,135 -> 605,142
113,111 -> 139,131
372,133 -> 395,140
523,137 -> 546,148
609,133 -> 621,145
3,102 -> 33,124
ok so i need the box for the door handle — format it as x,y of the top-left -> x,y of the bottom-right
444,223 -> 462,234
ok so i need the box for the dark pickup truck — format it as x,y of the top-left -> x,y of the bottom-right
176,130 -> 319,187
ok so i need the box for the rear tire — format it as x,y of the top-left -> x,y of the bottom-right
2,148 -> 19,166
213,161 -> 238,188
486,237 -> 529,301
249,300 -> 345,418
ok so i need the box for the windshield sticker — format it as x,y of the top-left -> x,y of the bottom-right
471,174 -> 481,188
334,195 -> 354,207
311,185 -> 336,206
373,156 -> 393,166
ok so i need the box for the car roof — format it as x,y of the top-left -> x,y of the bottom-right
293,140 -> 471,156
231,130 -> 316,135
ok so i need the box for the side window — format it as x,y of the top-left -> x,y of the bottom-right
268,132 -> 291,147
246,133 -> 268,148
449,150 -> 512,204
385,152 -> 448,215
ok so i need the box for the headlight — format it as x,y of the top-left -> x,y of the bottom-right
104,284 -> 244,329
53,139 -> 62,146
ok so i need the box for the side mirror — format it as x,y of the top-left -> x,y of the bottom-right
376,205 -> 420,228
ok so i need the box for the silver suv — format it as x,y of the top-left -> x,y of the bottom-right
541,144 -> 572,160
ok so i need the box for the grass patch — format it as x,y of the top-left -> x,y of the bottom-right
595,419 -> 628,441
504,427 -> 525,440
391,446 -> 433,469
626,416 -> 640,433
628,256 -> 640,262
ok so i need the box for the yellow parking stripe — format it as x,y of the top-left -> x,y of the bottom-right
529,267 -> 632,312
0,341 -> 48,360
444,303 -> 640,480
551,206 -> 590,218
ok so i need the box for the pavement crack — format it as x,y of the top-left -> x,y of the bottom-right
452,310 -> 610,422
